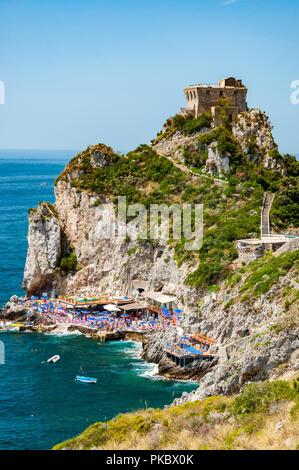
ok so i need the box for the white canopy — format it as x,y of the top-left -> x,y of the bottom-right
143,291 -> 177,304
103,304 -> 121,312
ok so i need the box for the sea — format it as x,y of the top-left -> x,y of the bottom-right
0,150 -> 197,450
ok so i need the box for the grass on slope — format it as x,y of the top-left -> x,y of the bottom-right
240,250 -> 299,295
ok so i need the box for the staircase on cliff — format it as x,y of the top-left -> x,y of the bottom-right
261,193 -> 275,237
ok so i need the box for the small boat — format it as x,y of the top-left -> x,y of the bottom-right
7,325 -> 21,332
0,328 -> 7,333
47,355 -> 60,363
76,375 -> 97,384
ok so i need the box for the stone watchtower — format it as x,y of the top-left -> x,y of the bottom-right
184,77 -> 248,122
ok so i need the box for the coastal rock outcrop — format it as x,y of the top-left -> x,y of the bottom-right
152,107 -> 281,177
1,296 -> 27,321
22,202 -> 61,296
232,108 -> 281,170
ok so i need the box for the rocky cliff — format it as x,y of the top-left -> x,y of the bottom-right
22,145 -> 199,315
20,104 -> 299,394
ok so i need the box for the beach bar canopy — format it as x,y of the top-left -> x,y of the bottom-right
103,304 -> 121,312
143,291 -> 177,305
118,302 -> 149,311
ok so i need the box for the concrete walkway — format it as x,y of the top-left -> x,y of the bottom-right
168,158 -> 228,186
261,193 -> 275,236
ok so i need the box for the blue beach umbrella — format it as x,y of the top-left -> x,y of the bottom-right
174,309 -> 182,313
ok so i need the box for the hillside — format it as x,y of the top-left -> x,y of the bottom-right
54,376 -> 299,450
22,105 -> 298,299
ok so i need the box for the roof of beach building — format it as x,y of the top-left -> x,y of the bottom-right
143,291 -> 177,304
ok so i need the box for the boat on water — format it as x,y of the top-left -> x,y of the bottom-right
0,328 -> 7,332
6,323 -> 24,332
47,355 -> 60,363
76,375 -> 97,384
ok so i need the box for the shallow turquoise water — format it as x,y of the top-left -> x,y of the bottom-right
0,151 -> 198,449
0,333 -> 197,450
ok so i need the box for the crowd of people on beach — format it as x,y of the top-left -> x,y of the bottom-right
18,296 -> 181,333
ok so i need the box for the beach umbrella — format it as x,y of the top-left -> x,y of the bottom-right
174,309 -> 182,313
82,310 -> 90,314
161,309 -> 170,314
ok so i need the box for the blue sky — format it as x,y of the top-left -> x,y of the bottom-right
0,0 -> 298,154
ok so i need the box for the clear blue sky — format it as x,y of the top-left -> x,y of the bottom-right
0,0 -> 298,154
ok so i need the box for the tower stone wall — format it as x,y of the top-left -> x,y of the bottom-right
184,77 -> 248,118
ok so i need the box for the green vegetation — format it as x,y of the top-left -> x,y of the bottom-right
240,250 -> 299,295
59,248 -> 78,273
57,144 -> 186,209
185,184 -> 263,288
53,377 -> 299,450
155,113 -> 212,142
232,379 -> 299,415
28,201 -> 59,219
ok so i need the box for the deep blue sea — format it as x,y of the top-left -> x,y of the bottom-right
0,150 -> 197,450
0,149 -> 73,307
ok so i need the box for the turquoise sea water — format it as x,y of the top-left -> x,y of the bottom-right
0,333 -> 196,450
0,150 -> 197,450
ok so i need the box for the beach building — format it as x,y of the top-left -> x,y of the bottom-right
143,291 -> 177,314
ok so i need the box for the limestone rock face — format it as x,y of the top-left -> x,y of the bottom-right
232,108 -> 280,169
2,296 -> 26,320
168,267 -> 299,405
22,203 -> 61,295
152,108 -> 281,176
22,177 -> 199,313
203,142 -> 230,178
89,144 -> 115,169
